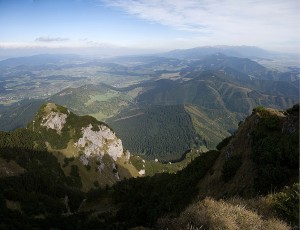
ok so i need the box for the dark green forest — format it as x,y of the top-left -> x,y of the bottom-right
108,105 -> 204,161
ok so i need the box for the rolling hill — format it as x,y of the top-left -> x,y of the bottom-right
0,52 -> 298,162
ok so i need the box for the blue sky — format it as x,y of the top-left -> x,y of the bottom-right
0,0 -> 299,55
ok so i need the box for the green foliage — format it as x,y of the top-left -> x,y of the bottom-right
221,155 -> 242,182
0,146 -> 85,221
53,104 -> 69,114
251,109 -> 299,194
66,112 -> 110,141
0,129 -> 45,150
112,150 -> 220,228
41,127 -> 71,149
130,156 -> 144,171
271,183 -> 299,227
109,105 -> 203,161
253,105 -> 265,112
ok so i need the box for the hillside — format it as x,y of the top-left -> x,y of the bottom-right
107,105 -> 205,161
49,84 -> 139,121
107,104 -> 299,229
156,104 -> 299,229
197,104 -> 299,198
0,105 -> 298,229
135,71 -> 298,149
0,103 -> 142,191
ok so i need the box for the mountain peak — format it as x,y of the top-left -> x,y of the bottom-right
36,103 -> 127,163
40,103 -> 70,134
26,103 -> 137,190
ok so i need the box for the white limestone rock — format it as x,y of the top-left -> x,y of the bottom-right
41,111 -> 67,134
79,155 -> 89,166
75,124 -> 124,165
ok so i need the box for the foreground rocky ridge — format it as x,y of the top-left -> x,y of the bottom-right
197,104 -> 299,198
0,104 -> 298,229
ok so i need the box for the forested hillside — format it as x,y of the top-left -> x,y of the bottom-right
107,105 -> 204,161
0,53 -> 298,162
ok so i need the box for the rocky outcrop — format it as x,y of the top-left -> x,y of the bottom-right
40,103 -> 69,134
41,111 -> 68,134
75,124 -> 124,166
33,103 -> 140,190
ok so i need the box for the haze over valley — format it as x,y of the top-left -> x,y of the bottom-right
0,0 -> 299,229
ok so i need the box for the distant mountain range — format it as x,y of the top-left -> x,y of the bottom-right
0,54 -> 85,67
159,45 -> 275,59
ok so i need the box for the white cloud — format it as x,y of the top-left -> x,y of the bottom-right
35,36 -> 70,42
102,0 -> 300,51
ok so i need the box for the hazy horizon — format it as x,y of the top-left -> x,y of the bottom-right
1,0 -> 299,58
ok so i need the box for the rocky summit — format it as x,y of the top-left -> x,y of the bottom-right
25,103 -> 140,190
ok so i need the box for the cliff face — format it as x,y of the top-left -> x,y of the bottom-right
197,105 -> 299,198
31,103 -> 139,191
75,124 -> 124,165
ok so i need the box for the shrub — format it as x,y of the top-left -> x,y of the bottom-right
253,105 -> 265,112
222,155 -> 242,182
271,183 -> 299,227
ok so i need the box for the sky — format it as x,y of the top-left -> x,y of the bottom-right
0,0 -> 299,56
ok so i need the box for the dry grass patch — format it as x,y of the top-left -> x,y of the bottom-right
157,197 -> 290,230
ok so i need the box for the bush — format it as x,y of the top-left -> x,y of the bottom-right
250,107 -> 299,194
222,155 -> 242,182
271,183 -> 299,227
254,105 -> 265,112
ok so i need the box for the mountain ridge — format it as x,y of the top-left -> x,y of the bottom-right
0,104 -> 298,229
